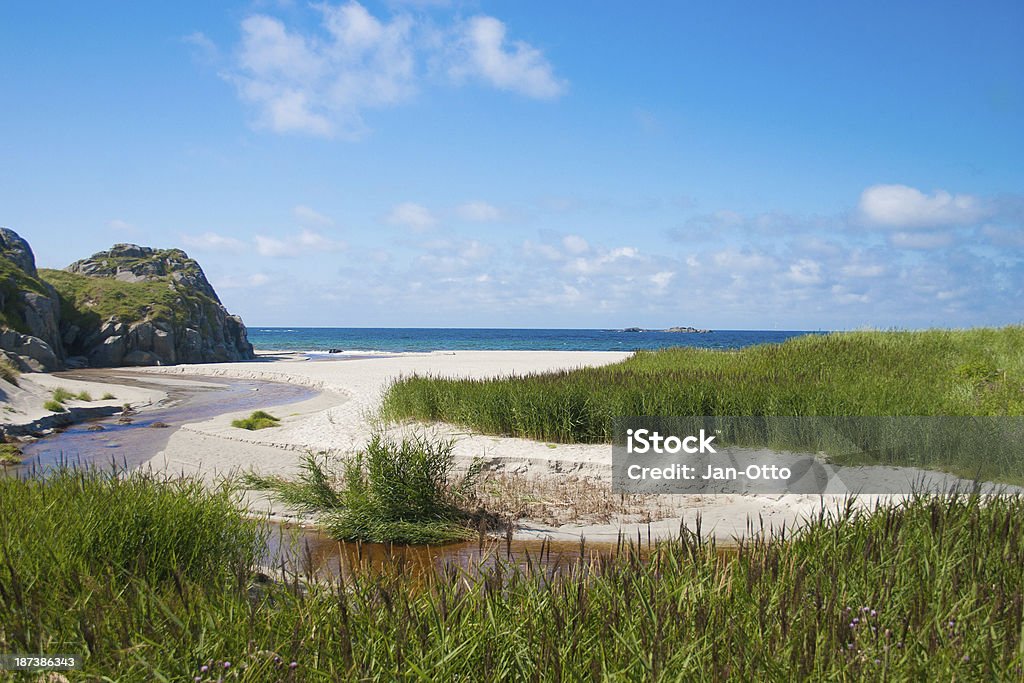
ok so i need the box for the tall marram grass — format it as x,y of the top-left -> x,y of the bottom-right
1,468 -> 1023,679
244,436 -> 484,544
381,328 -> 1024,479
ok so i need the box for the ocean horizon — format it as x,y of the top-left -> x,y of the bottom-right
247,327 -> 825,354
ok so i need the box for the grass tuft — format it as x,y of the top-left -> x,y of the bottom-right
0,356 -> 20,385
101,392 -> 116,400
76,390 -> 93,401
51,387 -> 75,404
0,443 -> 22,465
43,399 -> 66,413
231,410 -> 281,430
247,435 -> 484,544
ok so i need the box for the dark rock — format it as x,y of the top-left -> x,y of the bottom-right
149,421 -> 170,429
88,335 -> 126,367
663,326 -> 711,333
123,349 -> 160,366
2,230 -> 255,371
0,227 -> 38,277
86,424 -> 105,432
0,330 -> 60,372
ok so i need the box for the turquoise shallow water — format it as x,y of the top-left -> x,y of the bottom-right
247,328 -> 823,354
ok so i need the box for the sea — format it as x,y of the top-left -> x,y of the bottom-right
246,328 -> 825,355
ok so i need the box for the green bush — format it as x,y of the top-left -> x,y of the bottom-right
231,410 -> 281,430
246,436 -> 483,544
76,390 -> 93,401
43,399 -> 66,412
0,356 -> 19,386
0,443 -> 22,465
51,386 -> 75,403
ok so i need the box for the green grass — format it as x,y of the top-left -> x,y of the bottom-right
382,328 -> 1024,481
75,390 -> 92,402
42,399 -> 66,413
51,387 -> 75,404
101,392 -> 116,400
0,443 -> 22,465
39,267 -> 226,339
0,256 -> 53,334
2,468 -> 1023,679
0,357 -> 19,386
231,410 -> 281,430
245,436 -> 484,544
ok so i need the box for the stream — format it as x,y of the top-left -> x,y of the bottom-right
11,368 -> 640,577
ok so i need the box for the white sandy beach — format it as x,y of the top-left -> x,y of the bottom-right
112,349 -> 868,542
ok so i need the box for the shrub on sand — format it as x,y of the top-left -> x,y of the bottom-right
0,443 -> 22,465
43,399 -> 66,413
0,357 -> 20,386
232,410 -> 281,430
245,435 -> 484,544
51,387 -> 75,404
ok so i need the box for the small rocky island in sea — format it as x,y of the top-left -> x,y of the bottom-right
620,326 -> 711,333
0,227 -> 254,372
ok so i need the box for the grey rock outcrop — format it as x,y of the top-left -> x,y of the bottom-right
0,230 -> 255,371
57,244 -> 254,367
0,329 -> 60,372
0,227 -> 64,371
0,227 -> 39,277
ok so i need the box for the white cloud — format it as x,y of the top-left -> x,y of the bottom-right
561,234 -> 589,254
888,231 -> 955,250
387,202 -> 436,231
840,263 -> 885,278
786,259 -> 823,286
107,219 -> 136,233
230,4 -> 415,137
564,246 -> 639,275
455,200 -> 502,222
218,273 -> 271,289
859,184 -> 984,229
182,232 -> 247,252
522,239 -> 562,261
650,271 -> 674,291
448,16 -> 566,99
219,2 -> 566,137
293,205 -> 334,226
183,31 -> 220,65
255,229 -> 346,257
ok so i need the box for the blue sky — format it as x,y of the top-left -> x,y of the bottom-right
1,1 -> 1021,329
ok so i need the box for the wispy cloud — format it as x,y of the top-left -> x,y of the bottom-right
255,229 -> 346,257
455,200 -> 502,222
182,231 -> 247,252
386,202 -> 436,231
858,184 -> 986,229
216,1 -> 566,138
107,218 -> 137,233
293,204 -> 334,226
446,16 -> 567,99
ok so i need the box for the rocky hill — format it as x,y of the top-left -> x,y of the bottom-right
0,228 -> 254,371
